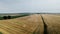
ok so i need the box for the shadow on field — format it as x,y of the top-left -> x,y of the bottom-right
41,16 -> 48,34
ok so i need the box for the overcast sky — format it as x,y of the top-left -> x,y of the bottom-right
0,0 -> 60,13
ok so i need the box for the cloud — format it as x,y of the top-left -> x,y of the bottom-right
0,0 -> 60,13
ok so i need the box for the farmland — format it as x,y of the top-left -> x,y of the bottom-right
0,14 -> 44,34
0,13 -> 60,34
42,14 -> 60,34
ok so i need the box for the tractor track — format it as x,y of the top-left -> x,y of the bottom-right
41,15 -> 48,34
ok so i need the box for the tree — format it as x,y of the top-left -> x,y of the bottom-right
8,16 -> 11,19
3,16 -> 7,19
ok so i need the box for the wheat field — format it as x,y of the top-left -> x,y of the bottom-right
0,14 -> 44,34
0,14 -> 60,34
42,14 -> 60,34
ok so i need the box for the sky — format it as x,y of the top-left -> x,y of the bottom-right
0,0 -> 60,13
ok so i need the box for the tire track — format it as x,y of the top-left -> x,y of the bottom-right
41,15 -> 48,34
32,14 -> 43,34
33,24 -> 40,34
